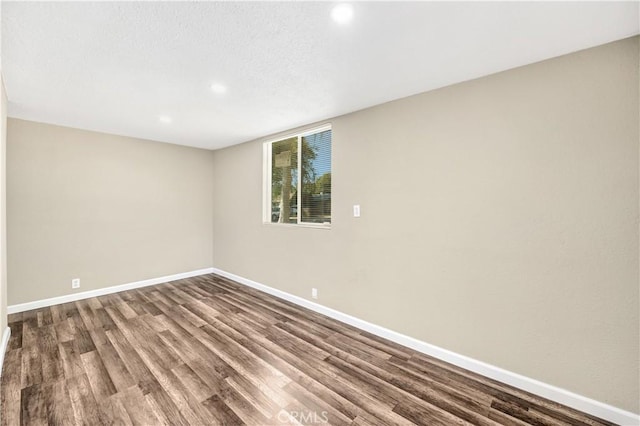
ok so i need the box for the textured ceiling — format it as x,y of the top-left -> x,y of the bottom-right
2,2 -> 638,150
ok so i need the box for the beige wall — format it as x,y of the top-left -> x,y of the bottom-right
212,37 -> 639,413
0,76 -> 7,336
7,119 -> 214,305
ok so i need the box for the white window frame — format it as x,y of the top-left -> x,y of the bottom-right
262,124 -> 332,229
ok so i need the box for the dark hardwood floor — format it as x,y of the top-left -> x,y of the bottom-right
1,273 -> 614,425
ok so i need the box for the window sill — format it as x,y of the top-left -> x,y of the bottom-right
263,222 -> 331,230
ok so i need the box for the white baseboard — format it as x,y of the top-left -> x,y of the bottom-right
211,267 -> 639,426
7,267 -> 215,314
0,326 -> 11,378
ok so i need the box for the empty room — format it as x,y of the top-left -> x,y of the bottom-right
0,1 -> 637,425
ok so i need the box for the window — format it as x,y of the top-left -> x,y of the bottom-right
264,126 -> 331,227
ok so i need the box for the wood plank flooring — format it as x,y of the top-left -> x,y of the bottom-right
1,274 -> 614,425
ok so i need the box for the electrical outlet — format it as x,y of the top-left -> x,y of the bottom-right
72,278 -> 80,289
312,288 -> 318,299
353,204 -> 361,217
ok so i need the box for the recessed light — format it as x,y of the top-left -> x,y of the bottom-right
158,115 -> 172,124
210,83 -> 227,94
331,3 -> 353,24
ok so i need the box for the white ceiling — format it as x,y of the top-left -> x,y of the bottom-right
2,2 -> 638,150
